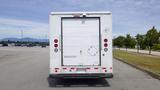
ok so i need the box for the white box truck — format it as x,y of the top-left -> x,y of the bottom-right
49,11 -> 113,78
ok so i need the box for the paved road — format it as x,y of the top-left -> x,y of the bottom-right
118,48 -> 160,56
0,47 -> 160,90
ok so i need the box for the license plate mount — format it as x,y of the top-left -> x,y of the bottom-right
76,68 -> 86,72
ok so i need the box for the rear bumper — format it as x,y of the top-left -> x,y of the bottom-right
49,73 -> 113,78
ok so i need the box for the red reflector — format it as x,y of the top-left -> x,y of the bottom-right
94,67 -> 98,69
104,39 -> 108,42
54,39 -> 58,43
54,44 -> 58,47
104,43 -> 108,47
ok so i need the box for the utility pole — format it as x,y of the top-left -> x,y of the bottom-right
21,30 -> 23,42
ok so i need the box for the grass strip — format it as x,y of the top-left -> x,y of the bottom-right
113,49 -> 160,79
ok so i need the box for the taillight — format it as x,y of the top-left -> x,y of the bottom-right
104,43 -> 108,47
104,38 -> 108,47
103,38 -> 108,52
54,39 -> 58,43
104,39 -> 108,42
54,38 -> 58,53
54,44 -> 58,47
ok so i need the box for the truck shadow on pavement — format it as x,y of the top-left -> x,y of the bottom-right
48,77 -> 110,87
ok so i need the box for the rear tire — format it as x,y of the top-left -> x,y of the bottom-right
48,75 -> 57,87
110,74 -> 113,78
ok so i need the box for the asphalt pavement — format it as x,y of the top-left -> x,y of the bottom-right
0,47 -> 160,90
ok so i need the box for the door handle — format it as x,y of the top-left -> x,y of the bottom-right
80,50 -> 82,55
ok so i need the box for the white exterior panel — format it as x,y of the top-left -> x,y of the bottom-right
49,11 -> 113,77
62,18 -> 100,66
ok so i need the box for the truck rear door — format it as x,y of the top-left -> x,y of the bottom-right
62,17 -> 101,66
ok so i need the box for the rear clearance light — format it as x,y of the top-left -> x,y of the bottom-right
71,68 -> 75,70
54,39 -> 58,43
86,67 -> 90,69
104,39 -> 108,42
54,44 -> 58,47
104,43 -> 108,47
63,68 -> 67,70
94,67 -> 98,69
102,67 -> 106,69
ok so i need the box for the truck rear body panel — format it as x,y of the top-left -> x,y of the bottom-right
49,11 -> 113,78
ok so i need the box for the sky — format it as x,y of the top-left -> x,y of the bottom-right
0,0 -> 160,39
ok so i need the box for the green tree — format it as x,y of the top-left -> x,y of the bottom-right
145,26 -> 159,54
113,36 -> 125,49
158,31 -> 160,44
135,34 -> 145,53
130,37 -> 136,48
124,34 -> 130,50
124,34 -> 136,51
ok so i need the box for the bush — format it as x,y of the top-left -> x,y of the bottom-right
152,44 -> 160,50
